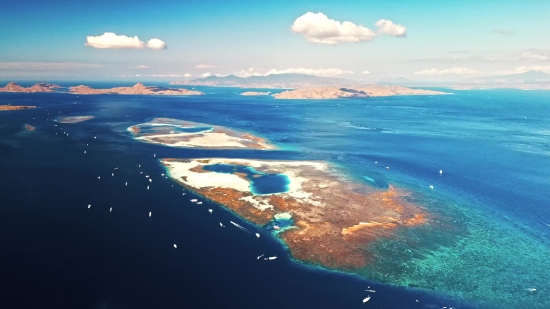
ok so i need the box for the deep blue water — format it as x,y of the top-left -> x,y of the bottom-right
1,85 -> 549,309
202,163 -> 290,195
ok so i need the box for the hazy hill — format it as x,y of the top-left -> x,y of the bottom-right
170,73 -> 367,88
464,71 -> 550,84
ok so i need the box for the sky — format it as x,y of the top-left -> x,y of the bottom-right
1,0 -> 550,81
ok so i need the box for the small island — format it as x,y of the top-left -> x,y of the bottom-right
129,118 -> 275,150
0,104 -> 36,111
69,83 -> 203,96
273,86 -> 449,99
162,158 -> 429,270
55,116 -> 95,123
0,82 -> 61,93
241,91 -> 271,96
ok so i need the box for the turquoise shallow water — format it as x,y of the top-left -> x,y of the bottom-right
0,84 -> 549,309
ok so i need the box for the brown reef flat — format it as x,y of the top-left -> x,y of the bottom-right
69,83 -> 203,95
272,85 -> 449,99
162,158 -> 430,270
129,118 -> 275,150
0,82 -> 61,93
0,104 -> 36,111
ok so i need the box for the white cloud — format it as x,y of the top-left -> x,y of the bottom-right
200,72 -> 212,78
361,70 -> 371,75
493,29 -> 514,35
234,67 -> 264,77
184,73 -> 192,78
0,62 -> 103,71
484,49 -> 550,62
196,64 -> 220,69
375,19 -> 407,37
146,38 -> 167,50
414,67 -> 482,76
85,32 -> 166,49
265,68 -> 353,76
496,65 -> 550,75
131,65 -> 149,69
291,12 -> 377,45
291,12 -> 406,45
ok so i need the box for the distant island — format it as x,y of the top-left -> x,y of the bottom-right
171,73 -> 365,89
0,82 -> 203,96
0,104 -> 36,111
55,116 -> 94,123
69,83 -> 203,95
24,124 -> 35,131
129,118 -> 275,150
273,85 -> 449,99
0,82 -> 61,93
241,91 -> 270,96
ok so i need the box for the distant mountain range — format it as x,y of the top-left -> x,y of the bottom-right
464,71 -> 550,84
170,73 -> 367,89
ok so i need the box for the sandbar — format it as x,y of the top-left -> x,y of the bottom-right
55,115 -> 94,123
129,118 -> 275,150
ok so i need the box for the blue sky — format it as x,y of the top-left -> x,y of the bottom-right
1,0 -> 549,81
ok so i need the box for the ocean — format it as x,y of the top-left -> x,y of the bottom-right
1,84 -> 549,309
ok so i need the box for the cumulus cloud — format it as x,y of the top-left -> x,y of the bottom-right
291,12 -> 406,44
493,29 -> 514,35
146,38 -> 167,50
200,72 -> 212,78
131,65 -> 149,69
414,67 -> 482,76
375,19 -> 407,37
361,71 -> 371,75
291,12 -> 377,44
196,64 -> 220,69
184,73 -> 192,78
85,32 -> 166,49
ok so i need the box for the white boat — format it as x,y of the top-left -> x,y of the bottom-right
255,233 -> 260,238
273,225 -> 280,230
88,204 -> 91,209
197,201 -> 202,205
125,181 -> 128,186
363,296 -> 371,303
182,193 -> 186,195
220,222 -> 224,227
191,199 -> 198,202
114,167 -> 118,170
440,169 -> 443,174
112,173 -> 114,177
153,153 -> 156,157
208,209 -> 213,213
145,175 -> 149,178
110,207 -> 112,212
173,244 -> 177,249
365,289 -> 376,292
161,173 -> 165,176
147,185 -> 149,190
98,176 -> 100,180
84,151 -> 86,154
149,212 -> 152,217
94,136 -> 96,139
257,253 -> 265,259
429,185 -> 434,190
149,179 -> 152,183
268,256 -> 277,260
385,166 -> 390,170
